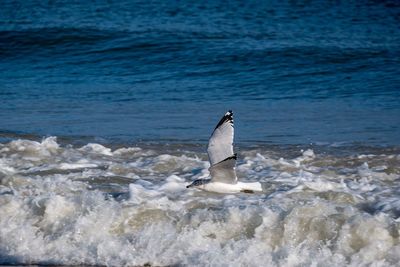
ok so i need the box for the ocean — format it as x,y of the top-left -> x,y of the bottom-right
0,0 -> 400,266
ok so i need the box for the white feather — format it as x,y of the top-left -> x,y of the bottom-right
209,157 -> 237,184
207,111 -> 234,166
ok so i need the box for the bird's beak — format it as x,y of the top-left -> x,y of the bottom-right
186,184 -> 191,188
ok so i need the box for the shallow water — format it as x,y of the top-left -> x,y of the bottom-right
1,137 -> 400,266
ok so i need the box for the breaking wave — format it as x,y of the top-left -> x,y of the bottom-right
0,137 -> 399,266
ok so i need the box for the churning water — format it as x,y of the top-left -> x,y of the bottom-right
1,137 -> 400,266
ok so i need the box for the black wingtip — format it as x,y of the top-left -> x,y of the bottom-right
214,110 -> 234,130
220,153 -> 237,163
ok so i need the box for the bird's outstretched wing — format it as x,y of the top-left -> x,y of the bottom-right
209,154 -> 237,184
207,110 -> 237,184
207,110 -> 234,166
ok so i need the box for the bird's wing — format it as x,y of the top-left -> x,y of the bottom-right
207,110 -> 234,166
209,155 -> 237,184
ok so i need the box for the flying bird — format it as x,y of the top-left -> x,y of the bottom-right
186,111 -> 262,193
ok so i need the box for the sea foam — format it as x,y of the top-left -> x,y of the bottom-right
0,137 -> 399,266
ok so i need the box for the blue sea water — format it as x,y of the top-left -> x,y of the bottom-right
2,2 -> 400,266
0,0 -> 399,145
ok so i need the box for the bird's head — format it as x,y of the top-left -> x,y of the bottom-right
186,179 -> 207,189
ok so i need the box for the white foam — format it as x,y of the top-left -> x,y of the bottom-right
58,163 -> 98,170
0,138 -> 399,266
79,143 -> 113,156
7,137 -> 59,157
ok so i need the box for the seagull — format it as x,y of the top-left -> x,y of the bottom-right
186,110 -> 262,194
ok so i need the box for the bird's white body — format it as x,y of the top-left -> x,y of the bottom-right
201,181 -> 262,194
187,110 -> 263,194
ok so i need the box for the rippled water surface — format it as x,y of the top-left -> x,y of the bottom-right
1,0 -> 399,144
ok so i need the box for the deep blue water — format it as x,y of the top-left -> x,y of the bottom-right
1,0 -> 399,145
